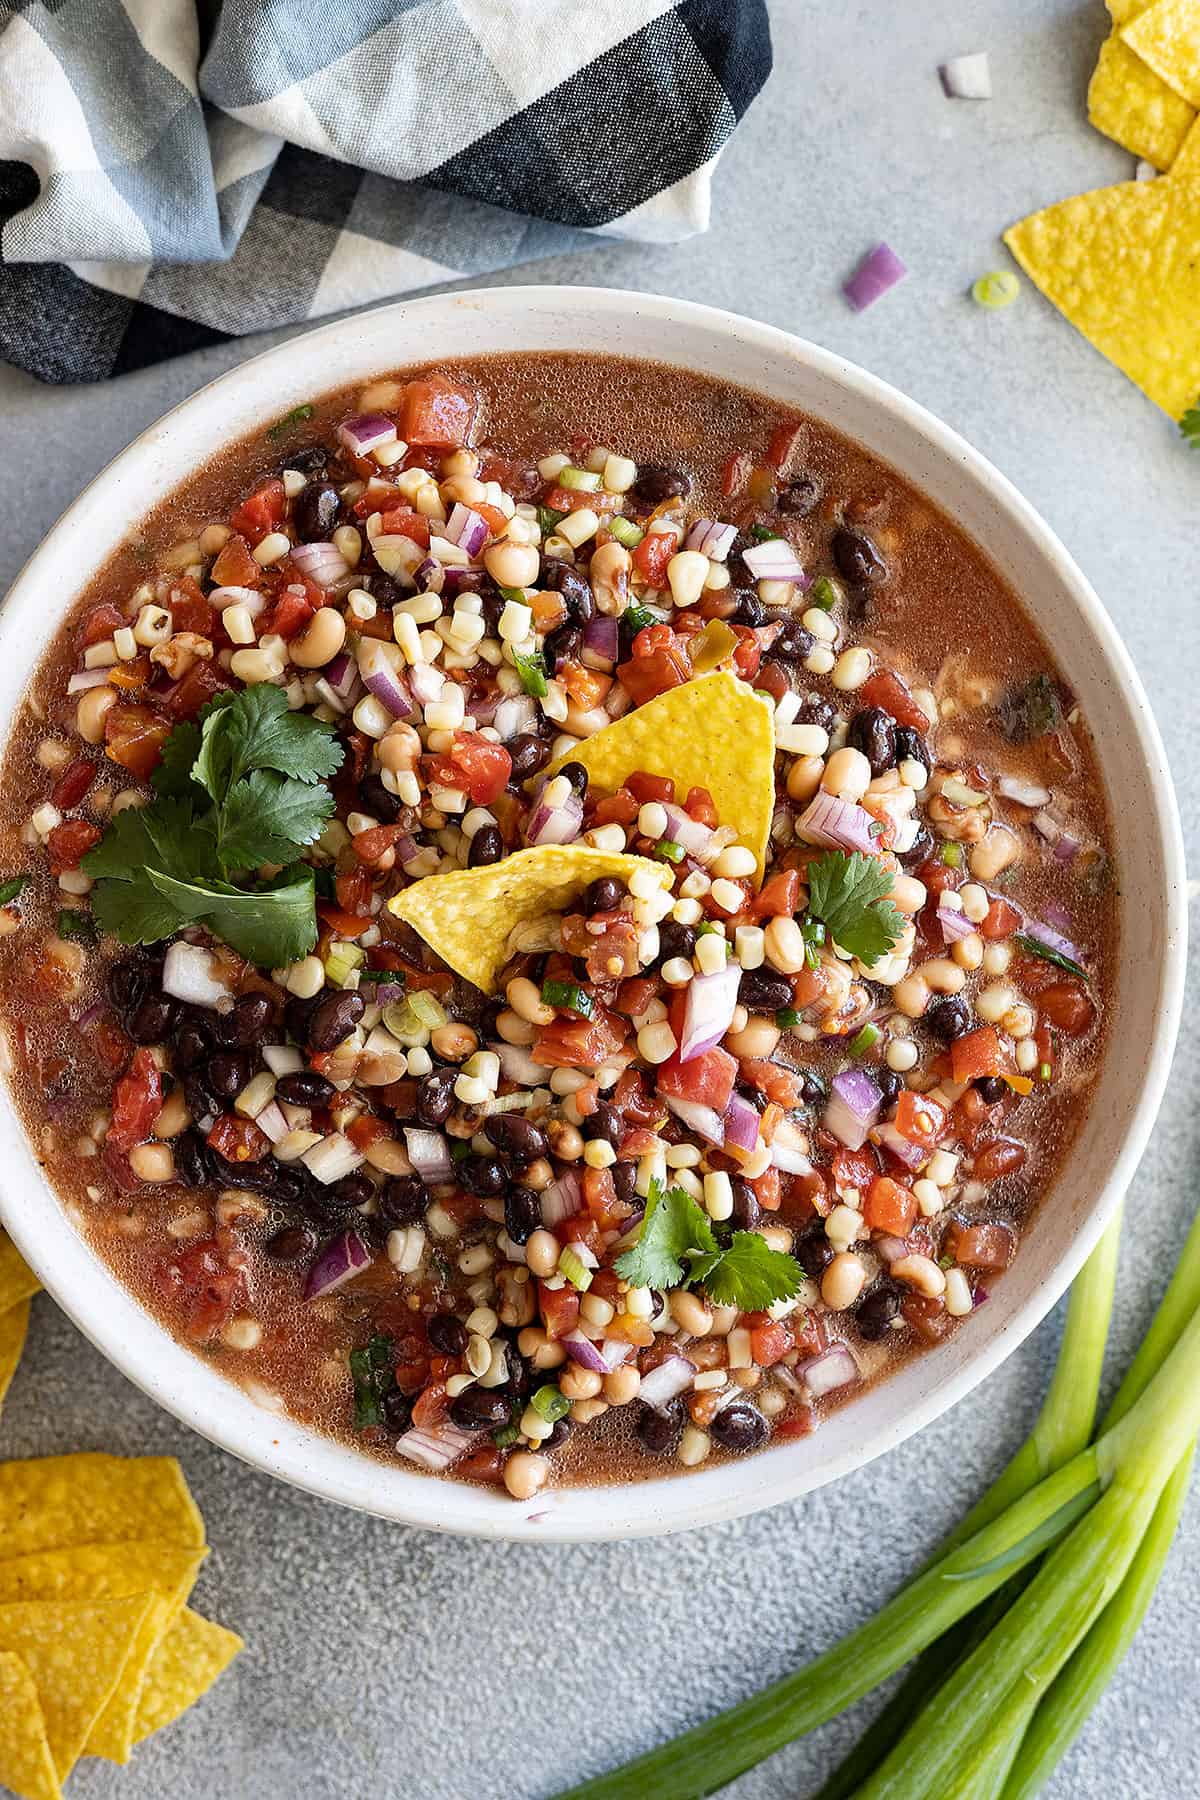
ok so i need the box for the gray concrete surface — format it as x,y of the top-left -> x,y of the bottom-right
1,1 -> 1198,1795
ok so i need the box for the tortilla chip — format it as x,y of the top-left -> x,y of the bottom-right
0,1232 -> 41,1316
549,672 -> 777,880
0,1298 -> 31,1415
0,1652 -> 61,1800
0,1455 -> 205,1559
388,847 -> 671,993
1088,33 -> 1195,167
1004,171 -> 1200,417
0,1592 -> 153,1779
133,1607 -> 243,1744
1122,0 -> 1200,104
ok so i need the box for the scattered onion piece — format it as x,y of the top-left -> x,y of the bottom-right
939,52 -> 992,99
843,243 -> 908,312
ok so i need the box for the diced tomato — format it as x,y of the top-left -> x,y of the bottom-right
166,575 -> 218,636
750,1165 -> 781,1211
50,757 -> 96,813
543,483 -> 619,516
730,624 -> 763,682
229,479 -> 287,545
107,1049 -> 163,1151
766,418 -> 804,472
351,824 -> 407,867
107,656 -> 152,693
615,975 -> 658,1019
858,668 -> 931,733
754,869 -> 802,919
618,625 -> 691,705
612,1067 -> 664,1129
1037,981 -> 1096,1036
46,818 -> 101,874
538,1282 -> 580,1340
83,1012 -> 133,1076
103,704 -> 171,779
532,1006 -> 629,1071
424,732 -> 511,805
583,1166 -> 629,1233
902,1293 -> 952,1344
916,858 -> 959,900
558,660 -> 611,710
376,506 -> 431,547
346,1113 -> 390,1151
893,1089 -> 949,1146
831,1145 -> 879,1192
574,1081 -> 600,1119
684,786 -> 718,829
207,1113 -> 270,1164
749,1319 -> 793,1365
399,374 -> 477,447
979,896 -> 1023,940
972,1137 -> 1029,1181
157,1238 -> 248,1341
336,866 -> 373,915
561,909 -> 641,984
317,903 -> 373,938
863,1175 -> 917,1235
163,659 -> 236,720
657,1044 -> 737,1115
946,1221 -> 1016,1271
632,531 -> 676,588
592,788 -> 639,827
266,589 -> 315,641
739,1058 -> 805,1108
721,451 -> 752,499
210,534 -> 262,588
102,1141 -> 141,1194
79,603 -> 125,648
627,771 -> 675,805
458,1446 -> 505,1486
411,1380 -> 449,1429
950,1025 -> 1005,1084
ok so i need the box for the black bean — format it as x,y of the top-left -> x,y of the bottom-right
416,1068 -> 458,1127
633,465 -> 691,504
586,876 -> 623,914
285,993 -> 322,1046
583,1101 -> 622,1147
848,707 -> 898,777
459,1155 -> 508,1197
275,1070 -> 336,1108
128,996 -> 177,1044
876,1067 -> 904,1107
450,1388 -> 513,1430
856,1283 -> 901,1341
764,612 -> 815,663
798,1071 -> 826,1106
287,447 -> 329,475
378,1176 -> 430,1227
183,1071 -> 217,1125
636,1397 -> 684,1455
368,572 -> 405,609
796,1227 -> 833,1279
224,993 -> 275,1047
107,958 -> 148,1017
293,481 -> 340,542
898,822 -> 934,870
506,733 -> 552,784
544,1418 -> 573,1451
927,996 -> 972,1044
729,1177 -> 762,1233
656,920 -> 697,965
468,824 -> 504,868
206,1052 -> 251,1100
485,1113 -> 548,1162
500,1346 -> 533,1401
427,1312 -> 468,1356
612,1161 -> 638,1208
358,773 -> 406,824
324,1171 -> 375,1212
558,761 -> 589,801
778,475 -> 820,516
738,969 -> 793,1012
711,1401 -> 769,1453
543,621 -> 583,670
265,1224 -> 317,1261
209,1151 -> 304,1202
503,1187 -> 543,1244
796,693 -> 838,734
542,562 -> 594,623
383,1388 -> 413,1434
832,528 -> 888,586
974,1075 -> 1007,1105
732,589 -> 767,626
307,990 -> 365,1052
174,1128 -> 211,1188
894,725 -> 931,771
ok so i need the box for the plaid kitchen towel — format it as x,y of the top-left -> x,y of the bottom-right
0,0 -> 771,384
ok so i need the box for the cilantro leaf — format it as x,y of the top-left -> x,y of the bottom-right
805,850 -> 905,967
151,721 -> 202,798
215,770 -> 335,870
1179,399 -> 1200,448
193,685 -> 342,807
511,650 -> 549,699
145,865 -> 319,966
701,1233 -> 804,1311
614,1183 -> 719,1291
81,797 -> 203,884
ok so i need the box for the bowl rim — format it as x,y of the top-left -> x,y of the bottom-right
0,285 -> 1186,1541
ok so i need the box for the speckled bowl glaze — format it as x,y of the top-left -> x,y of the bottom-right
0,289 -> 1185,1539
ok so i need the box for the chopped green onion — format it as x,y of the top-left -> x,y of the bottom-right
850,1022 -> 881,1058
530,1384 -> 571,1423
609,516 -> 644,549
323,941 -> 364,987
557,466 -> 602,492
1016,934 -> 1089,983
749,524 -> 781,542
558,1246 -> 593,1292
808,575 -> 843,612
537,505 -> 566,535
940,842 -> 962,868
492,1419 -> 521,1449
349,1333 -> 395,1430
267,403 -> 315,440
0,874 -> 30,907
623,603 -> 658,635
498,585 -> 529,605
775,1007 -> 801,1029
512,649 -> 549,698
56,909 -> 97,944
972,270 -> 1021,310
409,989 -> 447,1030
362,966 -> 403,983
450,1140 -> 471,1164
655,838 -> 685,863
541,978 -> 594,1019
941,776 -> 989,807
1039,1062 -> 1052,1081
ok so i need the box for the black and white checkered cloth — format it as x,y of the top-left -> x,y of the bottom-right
0,0 -> 771,384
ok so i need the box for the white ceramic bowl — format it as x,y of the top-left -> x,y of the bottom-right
0,288 -> 1186,1540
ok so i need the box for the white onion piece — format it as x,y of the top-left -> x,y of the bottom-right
770,1118 -> 812,1174
162,942 -> 229,1009
262,1045 -> 304,1076
939,52 -> 992,98
800,1344 -> 860,1396
302,1133 -> 366,1185
67,669 -> 110,693
639,1356 -> 697,1412
395,1420 -> 478,1471
997,774 -> 1051,808
664,1093 -> 725,1145
254,1101 -> 289,1144
493,694 -> 540,741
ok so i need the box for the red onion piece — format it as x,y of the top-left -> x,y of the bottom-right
1024,919 -> 1082,965
68,669 -> 111,694
440,567 -> 483,599
679,960 -> 742,1063
414,556 -> 444,593
876,1121 -> 927,1172
799,1344 -> 860,1396
939,52 -> 992,98
722,1089 -> 761,1155
797,791 -> 879,855
937,896 -> 975,945
302,1133 -> 366,1185
338,413 -> 397,456
403,1128 -> 453,1183
303,1228 -> 371,1300
581,613 -> 620,669
638,1356 -> 696,1411
741,537 -> 805,582
526,793 -> 584,847
290,541 -> 350,589
356,639 -> 413,719
540,1170 -> 583,1228
663,1093 -> 725,1146
1053,833 -> 1081,864
210,584 -> 268,615
684,518 -> 738,561
445,503 -> 490,556
493,694 -> 540,740
659,803 -> 714,859
562,1330 -> 611,1375
323,650 -> 356,696
873,1234 -> 910,1265
843,243 -> 908,312
823,1069 -> 881,1150
395,1420 -> 478,1471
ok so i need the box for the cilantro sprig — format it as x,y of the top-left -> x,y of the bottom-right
1178,399 -> 1200,448
804,850 -> 905,968
615,1182 -> 803,1312
82,686 -> 343,967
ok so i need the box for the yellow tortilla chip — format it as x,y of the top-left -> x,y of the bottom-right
0,1232 -> 41,1315
0,1454 -> 205,1559
0,1298 -> 31,1415
1004,171 -> 1200,418
1088,33 -> 1195,167
0,1592 -> 153,1779
549,672 -> 776,880
133,1607 -> 243,1744
0,1652 -> 61,1800
1122,0 -> 1200,104
388,847 -> 671,993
